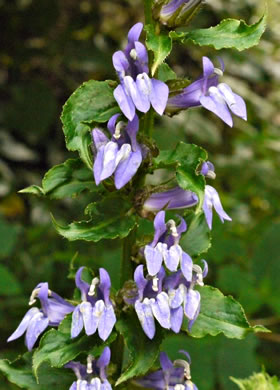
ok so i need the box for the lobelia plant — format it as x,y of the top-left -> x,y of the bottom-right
1,1 -> 269,389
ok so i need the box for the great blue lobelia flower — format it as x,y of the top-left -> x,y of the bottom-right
167,56 -> 247,127
142,161 -> 231,230
92,113 -> 144,189
65,347 -> 112,389
113,22 -> 169,121
71,267 -> 116,341
136,350 -> 198,389
7,282 -> 74,350
144,210 -> 193,281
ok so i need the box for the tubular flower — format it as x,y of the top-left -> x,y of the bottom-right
92,114 -> 143,189
167,56 -> 247,127
65,347 -> 112,390
200,161 -> 232,230
71,267 -> 116,341
143,186 -> 198,212
144,211 -> 193,281
113,22 -> 169,121
7,283 -> 74,351
158,0 -> 203,27
137,350 -> 198,389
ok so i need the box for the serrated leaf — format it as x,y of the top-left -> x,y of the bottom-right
154,142 -> 207,211
61,80 -> 119,167
231,370 -> 280,390
181,211 -> 211,257
170,13 -> 267,51
52,194 -> 137,242
145,24 -> 172,76
42,158 -> 98,199
183,285 -> 269,339
115,312 -> 163,386
32,319 -> 116,380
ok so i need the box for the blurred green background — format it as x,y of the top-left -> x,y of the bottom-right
0,0 -> 279,388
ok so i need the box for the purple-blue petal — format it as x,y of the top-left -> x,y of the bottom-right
7,307 -> 41,343
150,78 -> 169,116
181,251 -> 193,282
113,84 -> 135,121
164,245 -> 181,272
25,312 -> 49,350
98,304 -> 116,341
107,113 -> 121,136
202,56 -> 215,78
170,306 -> 183,333
71,305 -> 84,338
151,210 -> 167,247
114,146 -> 142,189
92,129 -> 109,151
144,245 -> 163,276
99,268 -> 111,305
184,290 -> 200,320
200,91 -> 233,127
150,292 -> 171,329
135,299 -> 156,339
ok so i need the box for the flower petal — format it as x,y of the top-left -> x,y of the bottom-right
200,91 -> 233,127
107,113 -> 121,135
80,301 -> 97,336
99,268 -> 111,305
159,352 -> 173,371
114,146 -> 142,189
71,305 -> 84,338
99,141 -> 119,181
126,22 -> 143,54
112,51 -> 129,77
144,245 -> 163,276
164,244 -> 181,272
168,285 -> 184,309
98,304 -> 116,341
205,185 -> 232,226
92,128 -> 109,150
7,307 -> 40,343
151,210 -> 167,247
135,299 -> 155,339
113,84 -> 135,121
217,83 -> 247,120
184,290 -> 200,320
97,346 -> 111,369
25,312 -> 49,350
75,267 -> 90,299
181,251 -> 193,282
134,265 -> 148,299
202,56 -> 215,78
170,306 -> 183,333
150,292 -> 171,329
150,79 -> 169,116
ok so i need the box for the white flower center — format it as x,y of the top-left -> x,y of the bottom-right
130,48 -> 138,60
167,219 -> 178,237
29,287 -> 52,305
152,277 -> 159,292
214,67 -> 223,77
88,277 -> 99,296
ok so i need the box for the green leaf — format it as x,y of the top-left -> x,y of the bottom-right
52,194 -> 137,242
32,316 -> 116,380
0,217 -> 21,258
145,24 -> 172,76
115,312 -> 163,386
154,142 -> 207,210
183,285 -> 269,339
0,354 -> 73,389
157,63 -> 177,82
170,13 -> 267,51
19,185 -> 44,196
0,264 -> 22,295
181,211 -> 211,257
42,158 -> 98,199
61,80 -> 120,167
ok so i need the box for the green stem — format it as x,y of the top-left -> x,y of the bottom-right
120,227 -> 137,287
143,109 -> 155,138
144,0 -> 153,25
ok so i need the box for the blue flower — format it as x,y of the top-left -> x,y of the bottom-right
71,267 -> 116,341
7,282 -> 74,350
113,23 -> 169,121
167,56 -> 247,127
92,113 -> 144,189
65,347 -> 112,389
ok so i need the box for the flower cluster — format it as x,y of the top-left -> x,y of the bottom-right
124,211 -> 207,339
137,350 -> 198,390
65,347 -> 112,390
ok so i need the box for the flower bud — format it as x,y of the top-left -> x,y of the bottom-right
153,0 -> 204,28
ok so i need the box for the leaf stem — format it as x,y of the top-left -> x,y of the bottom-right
144,0 -> 153,26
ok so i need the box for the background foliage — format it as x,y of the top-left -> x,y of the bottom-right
0,0 -> 279,388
